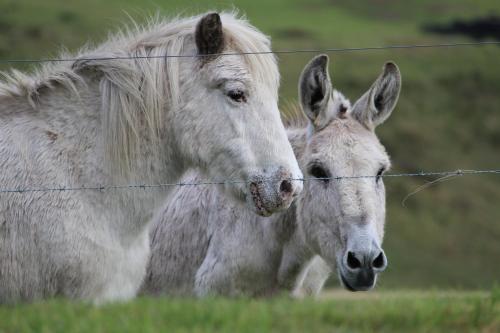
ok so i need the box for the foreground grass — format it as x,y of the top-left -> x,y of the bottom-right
0,290 -> 498,333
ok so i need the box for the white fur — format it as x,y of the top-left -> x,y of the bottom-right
0,12 -> 302,303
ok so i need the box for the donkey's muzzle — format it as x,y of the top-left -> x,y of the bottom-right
339,249 -> 387,292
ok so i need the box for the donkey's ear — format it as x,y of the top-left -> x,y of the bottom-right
195,13 -> 225,56
299,54 -> 333,129
351,62 -> 401,129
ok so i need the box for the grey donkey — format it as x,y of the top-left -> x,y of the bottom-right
142,54 -> 401,297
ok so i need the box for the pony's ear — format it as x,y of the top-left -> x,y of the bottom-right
351,62 -> 401,129
299,54 -> 333,130
195,13 -> 225,56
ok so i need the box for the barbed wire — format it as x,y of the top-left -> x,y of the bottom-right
0,169 -> 498,194
0,41 -> 499,64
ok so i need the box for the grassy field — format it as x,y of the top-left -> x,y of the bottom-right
0,0 -> 499,289
0,289 -> 499,333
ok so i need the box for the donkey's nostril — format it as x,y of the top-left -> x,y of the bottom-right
279,179 -> 293,196
346,251 -> 362,270
372,251 -> 386,270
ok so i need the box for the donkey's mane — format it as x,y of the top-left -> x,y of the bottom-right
281,89 -> 351,130
281,100 -> 308,129
0,11 -> 279,179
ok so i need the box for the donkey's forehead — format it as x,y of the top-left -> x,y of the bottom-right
308,118 -> 390,164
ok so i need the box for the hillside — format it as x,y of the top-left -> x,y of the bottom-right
0,0 -> 499,289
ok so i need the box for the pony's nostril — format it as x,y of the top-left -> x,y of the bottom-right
279,179 -> 293,196
346,251 -> 362,270
372,251 -> 386,269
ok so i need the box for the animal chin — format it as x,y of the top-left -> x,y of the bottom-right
249,182 -> 272,217
339,272 -> 357,292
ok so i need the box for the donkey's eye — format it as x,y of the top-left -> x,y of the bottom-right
227,89 -> 247,103
376,167 -> 385,183
309,165 -> 330,183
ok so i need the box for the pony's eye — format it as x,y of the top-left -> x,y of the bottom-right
376,167 -> 385,183
227,90 -> 247,103
309,165 -> 330,183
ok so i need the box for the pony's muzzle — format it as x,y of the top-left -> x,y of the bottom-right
248,167 -> 302,216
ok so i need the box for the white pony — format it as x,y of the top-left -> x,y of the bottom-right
0,12 -> 303,303
142,54 -> 401,297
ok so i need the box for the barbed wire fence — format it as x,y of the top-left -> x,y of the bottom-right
0,169 -> 498,194
1,40 -> 499,194
0,41 -> 499,64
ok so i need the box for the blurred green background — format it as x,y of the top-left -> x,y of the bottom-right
1,0 -> 499,290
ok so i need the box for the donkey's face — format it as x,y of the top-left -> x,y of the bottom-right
178,13 -> 302,216
297,55 -> 401,291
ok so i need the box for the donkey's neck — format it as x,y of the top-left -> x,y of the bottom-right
272,200 -> 315,290
271,126 -> 313,248
278,125 -> 316,250
286,127 -> 309,163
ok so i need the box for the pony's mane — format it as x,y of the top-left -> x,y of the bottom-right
0,11 -> 279,179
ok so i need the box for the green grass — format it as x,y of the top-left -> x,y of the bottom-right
1,0 -> 500,289
0,289 -> 499,333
